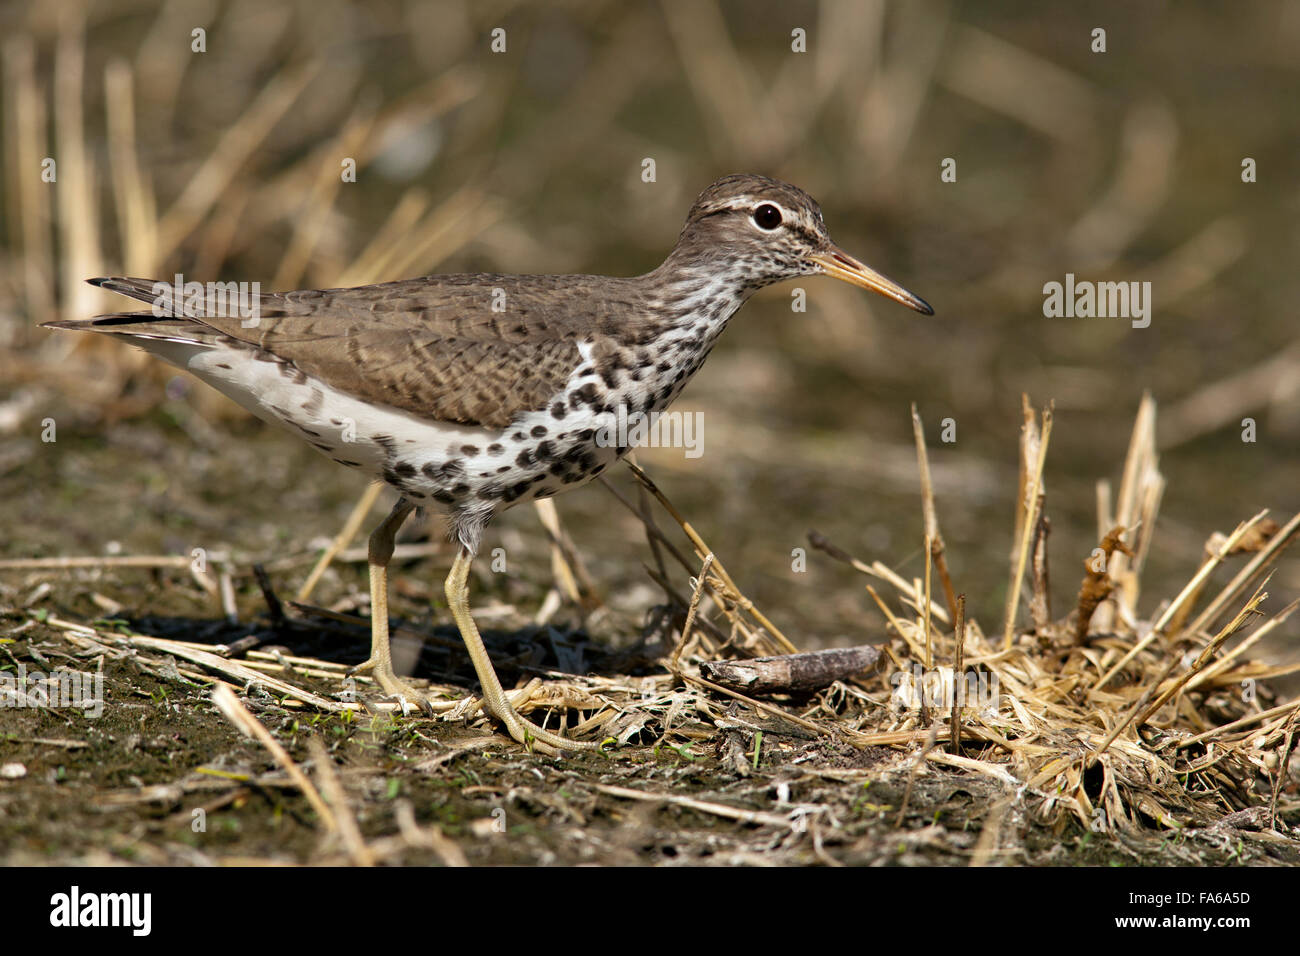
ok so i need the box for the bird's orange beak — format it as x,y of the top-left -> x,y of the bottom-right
811,247 -> 933,315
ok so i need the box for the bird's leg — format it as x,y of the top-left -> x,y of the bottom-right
351,497 -> 432,713
444,545 -> 598,753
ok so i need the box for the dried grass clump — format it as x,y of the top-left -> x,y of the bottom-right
801,393 -> 1299,835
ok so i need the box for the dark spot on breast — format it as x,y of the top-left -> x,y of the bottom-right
512,431 -> 525,442
551,402 -> 567,419
452,482 -> 469,494
421,459 -> 466,481
215,362 -> 232,370
534,440 -> 555,461
569,383 -> 599,408
515,449 -> 534,467
488,443 -> 504,455
496,465 -> 511,474
393,461 -> 416,477
460,444 -> 480,456
433,490 -> 456,504
530,425 -> 547,438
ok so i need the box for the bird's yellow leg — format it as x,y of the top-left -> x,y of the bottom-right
351,498 -> 433,713
445,546 -> 598,753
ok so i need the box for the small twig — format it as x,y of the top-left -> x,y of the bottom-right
1172,699 -> 1300,750
296,479 -> 383,603
1028,497 -> 1051,631
1269,709 -> 1299,830
923,535 -> 933,669
593,783 -> 790,827
1073,525 -> 1132,645
625,461 -> 796,653
911,404 -> 958,621
949,594 -> 966,756
1182,509 -> 1300,639
218,566 -> 238,622
307,736 -> 373,866
252,563 -> 284,624
0,555 -> 193,569
532,497 -> 600,610
680,672 -> 829,738
1003,400 -> 1053,649
210,683 -> 335,830
393,799 -> 469,867
670,553 -> 714,672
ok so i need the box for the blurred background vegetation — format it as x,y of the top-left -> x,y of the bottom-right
1,0 -> 1296,648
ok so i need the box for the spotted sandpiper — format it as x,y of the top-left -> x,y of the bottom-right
45,174 -> 932,752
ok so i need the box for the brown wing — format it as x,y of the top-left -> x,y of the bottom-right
55,275 -> 639,429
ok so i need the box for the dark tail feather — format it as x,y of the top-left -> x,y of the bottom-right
41,312 -> 215,347
87,276 -> 169,307
43,312 -> 186,330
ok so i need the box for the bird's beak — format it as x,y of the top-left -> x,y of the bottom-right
811,246 -> 934,315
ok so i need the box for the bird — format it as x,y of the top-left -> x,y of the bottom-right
44,174 -> 932,753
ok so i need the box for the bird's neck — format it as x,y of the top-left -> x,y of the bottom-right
638,246 -> 757,342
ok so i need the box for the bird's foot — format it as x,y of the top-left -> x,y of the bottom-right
351,659 -> 602,753
350,657 -> 437,716
486,698 -> 602,755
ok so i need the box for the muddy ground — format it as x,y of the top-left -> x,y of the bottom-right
2,415 -> 1297,867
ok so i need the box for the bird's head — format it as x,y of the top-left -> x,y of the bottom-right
672,174 -> 933,315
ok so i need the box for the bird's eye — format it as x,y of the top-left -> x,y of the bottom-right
753,204 -> 782,230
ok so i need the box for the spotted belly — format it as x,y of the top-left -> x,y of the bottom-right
378,419 -> 627,510
164,337 -> 646,516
